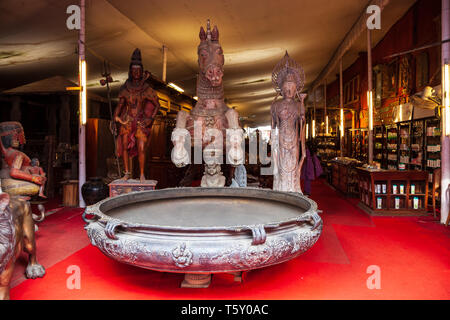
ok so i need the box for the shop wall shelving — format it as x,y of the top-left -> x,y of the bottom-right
356,168 -> 428,215
374,125 -> 386,169
386,124 -> 399,170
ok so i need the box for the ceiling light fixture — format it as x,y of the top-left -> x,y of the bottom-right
444,62 -> 450,136
80,59 -> 87,125
168,82 -> 184,93
312,120 -> 316,138
367,90 -> 373,131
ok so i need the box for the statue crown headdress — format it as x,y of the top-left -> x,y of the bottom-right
0,122 -> 23,137
130,48 -> 142,66
272,51 -> 305,93
199,19 -> 219,42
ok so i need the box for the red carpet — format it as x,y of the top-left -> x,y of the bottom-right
10,179 -> 450,300
11,205 -> 89,288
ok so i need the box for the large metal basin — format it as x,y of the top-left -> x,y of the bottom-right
83,187 -> 322,275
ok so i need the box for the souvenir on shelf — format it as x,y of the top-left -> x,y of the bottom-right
316,134 -> 338,164
410,120 -> 424,170
171,20 -> 244,187
398,122 -> 410,170
386,124 -> 399,170
114,48 -> 161,182
373,125 -> 386,168
270,51 -> 307,193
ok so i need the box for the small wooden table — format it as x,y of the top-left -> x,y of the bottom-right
356,168 -> 428,216
109,179 -> 158,197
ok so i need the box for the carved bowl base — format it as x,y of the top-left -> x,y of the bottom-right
231,271 -> 243,283
181,273 -> 212,288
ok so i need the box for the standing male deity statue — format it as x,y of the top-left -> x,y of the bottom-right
171,20 -> 244,187
114,48 -> 160,182
271,52 -> 307,193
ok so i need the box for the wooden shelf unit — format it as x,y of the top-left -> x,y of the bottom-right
331,158 -> 363,197
356,168 -> 428,215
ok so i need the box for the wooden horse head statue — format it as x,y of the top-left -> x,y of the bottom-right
197,20 -> 225,98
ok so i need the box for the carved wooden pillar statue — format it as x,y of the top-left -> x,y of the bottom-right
172,20 -> 244,188
270,52 -> 307,193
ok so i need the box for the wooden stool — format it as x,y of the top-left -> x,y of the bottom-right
61,180 -> 79,207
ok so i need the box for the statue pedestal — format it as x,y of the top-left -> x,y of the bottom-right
108,179 -> 157,197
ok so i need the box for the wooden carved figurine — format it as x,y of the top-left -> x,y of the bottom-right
172,20 -> 244,187
114,48 -> 161,182
0,122 -> 47,197
270,52 -> 307,193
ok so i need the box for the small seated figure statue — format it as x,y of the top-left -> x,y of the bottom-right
201,163 -> 226,187
26,158 -> 47,198
0,122 -> 47,198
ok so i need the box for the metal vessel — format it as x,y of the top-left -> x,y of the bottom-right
83,187 -> 322,287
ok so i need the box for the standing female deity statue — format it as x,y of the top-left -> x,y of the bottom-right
271,52 -> 307,193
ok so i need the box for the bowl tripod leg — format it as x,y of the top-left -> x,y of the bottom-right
181,273 -> 212,288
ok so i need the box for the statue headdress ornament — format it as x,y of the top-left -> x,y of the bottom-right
130,48 -> 143,68
0,122 -> 23,138
206,20 -> 212,40
199,19 -> 219,42
128,48 -> 149,81
272,51 -> 305,94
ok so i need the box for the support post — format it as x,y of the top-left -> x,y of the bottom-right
441,0 -> 450,224
339,60 -> 344,157
313,89 -> 316,138
367,28 -> 374,164
324,80 -> 328,135
78,0 -> 86,208
162,45 -> 168,83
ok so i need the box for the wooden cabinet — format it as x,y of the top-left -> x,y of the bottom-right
356,168 -> 428,215
331,158 -> 362,197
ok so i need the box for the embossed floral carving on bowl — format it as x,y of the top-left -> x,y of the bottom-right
83,187 -> 322,276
